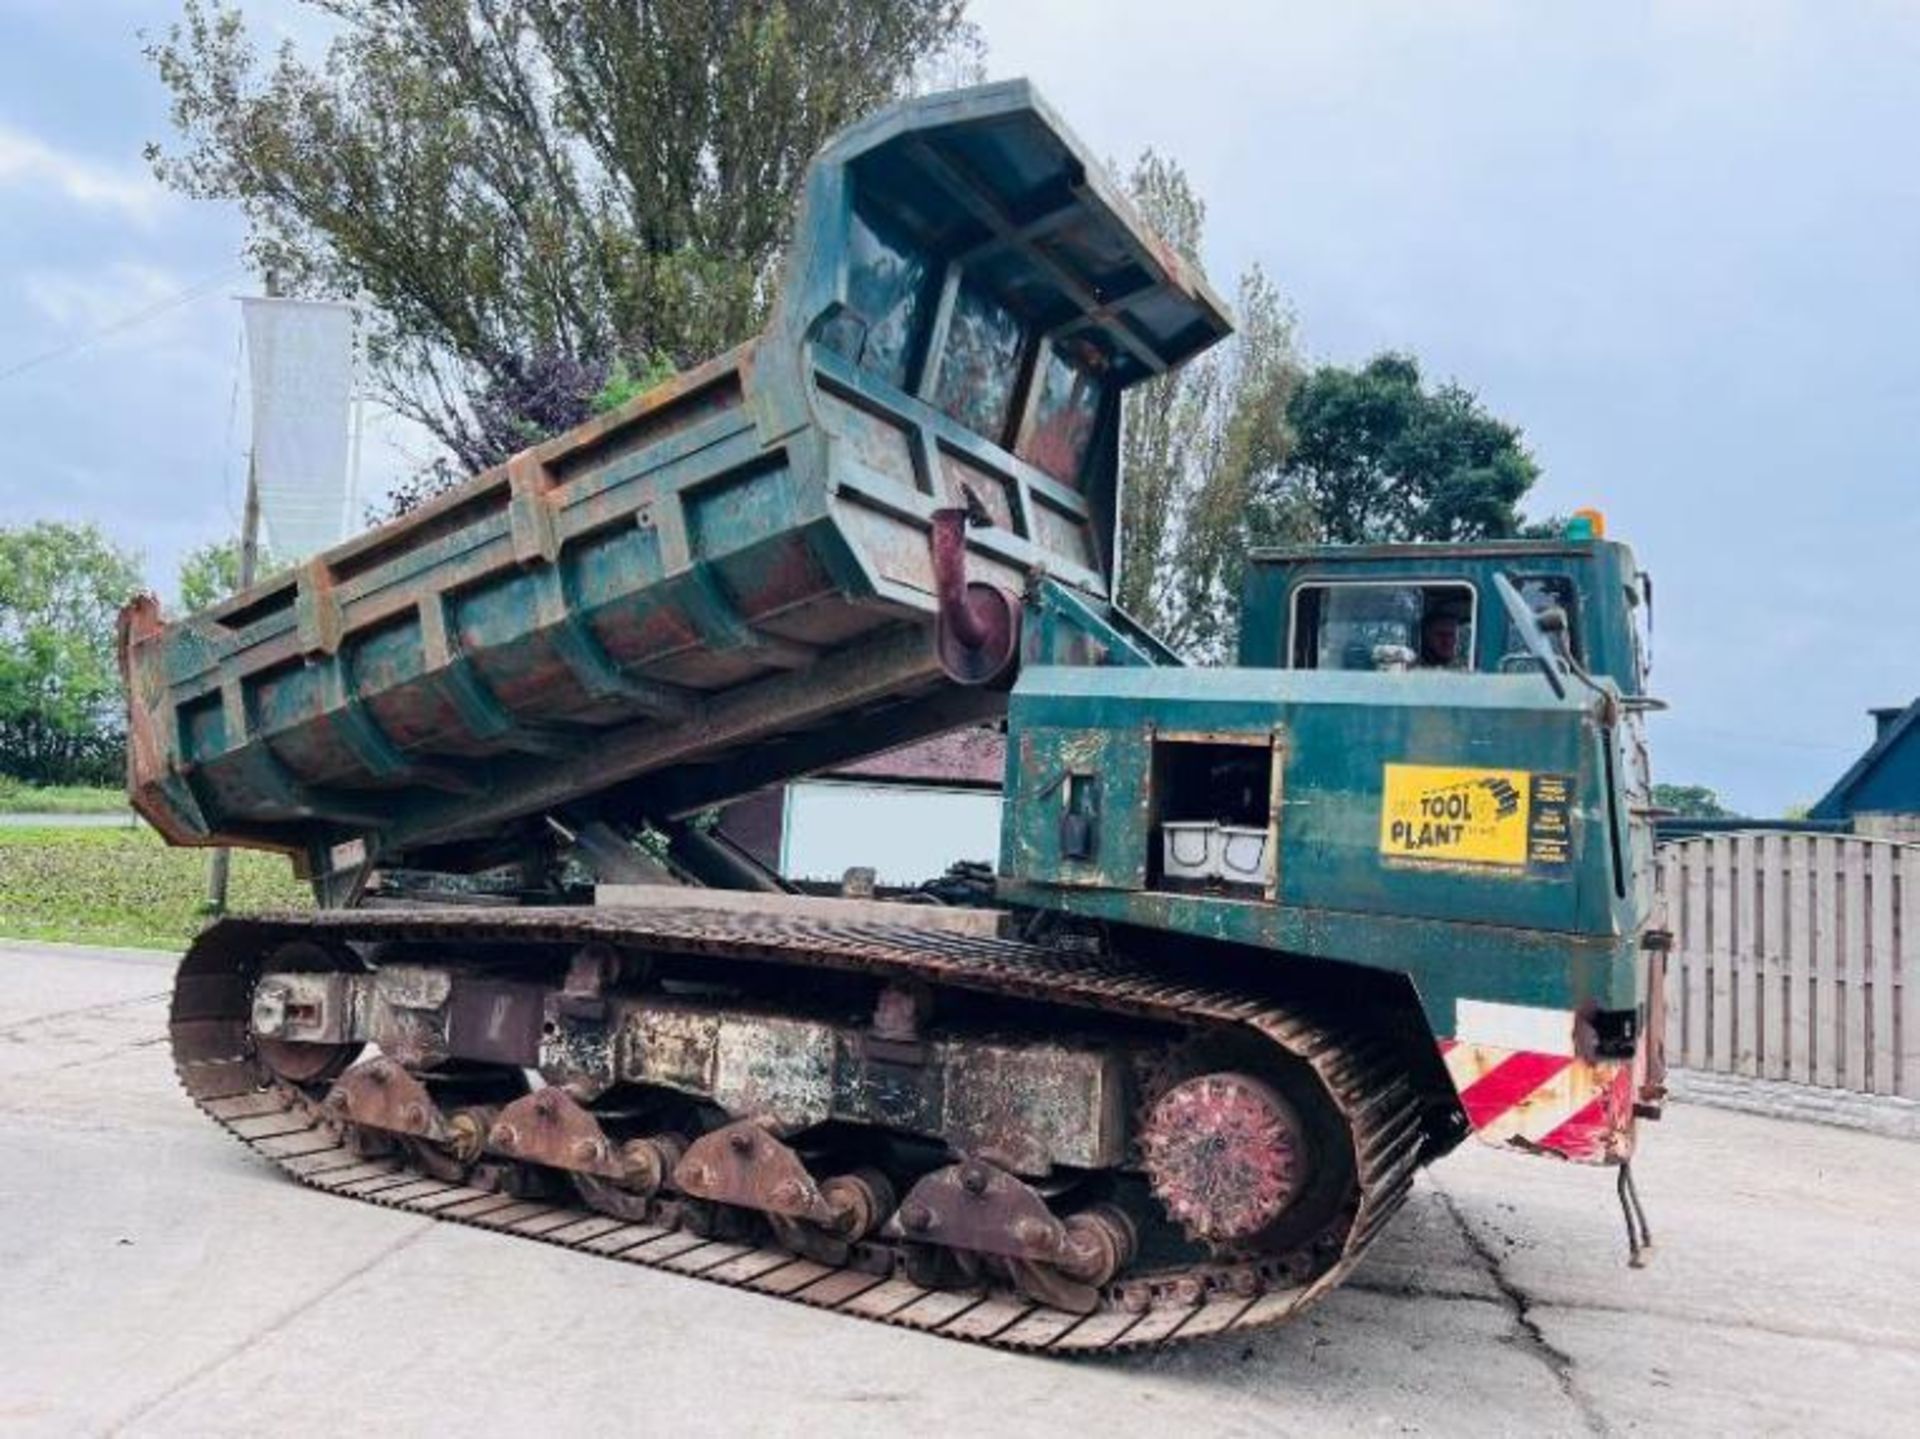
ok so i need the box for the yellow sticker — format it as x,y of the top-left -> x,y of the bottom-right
1379,764 -> 1532,867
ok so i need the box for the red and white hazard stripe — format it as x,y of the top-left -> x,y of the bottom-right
1438,1001 -> 1638,1164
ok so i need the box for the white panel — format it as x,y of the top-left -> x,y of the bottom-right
782,782 -> 1001,885
243,296 -> 356,560
1452,999 -> 1577,1057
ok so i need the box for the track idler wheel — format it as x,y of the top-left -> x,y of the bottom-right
888,1160 -> 1138,1314
1138,1071 -> 1308,1245
251,941 -> 363,1088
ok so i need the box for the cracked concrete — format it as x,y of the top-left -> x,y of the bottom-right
1433,1185 -> 1607,1435
1,939 -> 1917,1436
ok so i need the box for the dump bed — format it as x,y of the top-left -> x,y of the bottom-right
120,81 -> 1229,875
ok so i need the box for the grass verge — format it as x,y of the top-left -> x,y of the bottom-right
0,826 -> 310,950
0,781 -> 131,815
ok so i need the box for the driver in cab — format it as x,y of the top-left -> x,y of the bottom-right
1418,609 -> 1466,670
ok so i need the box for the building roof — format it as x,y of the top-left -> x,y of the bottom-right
1810,698 -> 1920,820
831,727 -> 1006,788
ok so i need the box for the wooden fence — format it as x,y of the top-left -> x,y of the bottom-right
1656,833 -> 1920,1098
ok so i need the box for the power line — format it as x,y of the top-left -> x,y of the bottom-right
0,265 -> 243,385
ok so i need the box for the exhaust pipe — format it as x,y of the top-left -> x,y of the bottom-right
929,506 -> 1019,686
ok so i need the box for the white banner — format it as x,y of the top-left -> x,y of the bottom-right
242,296 -> 355,560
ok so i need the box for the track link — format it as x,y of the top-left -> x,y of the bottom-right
170,906 -> 1425,1354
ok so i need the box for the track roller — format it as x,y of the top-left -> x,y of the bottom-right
889,1160 -> 1138,1313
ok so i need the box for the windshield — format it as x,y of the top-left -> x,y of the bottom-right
1501,576 -> 1580,665
1291,583 -> 1476,672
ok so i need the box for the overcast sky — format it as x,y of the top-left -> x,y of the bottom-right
1,1 -> 1915,814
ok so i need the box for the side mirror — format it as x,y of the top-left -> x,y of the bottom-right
1493,573 -> 1567,700
1535,603 -> 1575,661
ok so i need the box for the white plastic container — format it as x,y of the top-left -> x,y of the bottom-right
1217,825 -> 1271,887
1161,821 -> 1217,881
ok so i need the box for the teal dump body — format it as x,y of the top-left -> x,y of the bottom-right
997,663 -> 1652,1033
120,81 -> 1229,873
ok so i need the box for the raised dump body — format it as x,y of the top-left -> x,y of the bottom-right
121,81 -> 1227,877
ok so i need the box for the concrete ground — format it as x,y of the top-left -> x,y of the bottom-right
1,938 -> 1916,1437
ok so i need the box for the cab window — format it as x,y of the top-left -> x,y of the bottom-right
1501,576 -> 1582,666
1290,583 -> 1476,671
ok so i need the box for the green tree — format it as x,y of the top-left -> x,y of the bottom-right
1258,353 -> 1539,544
1652,783 -> 1738,820
1119,152 -> 1303,660
177,538 -> 284,613
146,0 -> 980,511
0,523 -> 144,786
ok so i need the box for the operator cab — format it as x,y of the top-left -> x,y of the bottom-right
1241,512 -> 1648,697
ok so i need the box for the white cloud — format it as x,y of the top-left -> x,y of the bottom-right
22,261 -> 186,332
16,261 -> 233,384
0,122 -> 167,224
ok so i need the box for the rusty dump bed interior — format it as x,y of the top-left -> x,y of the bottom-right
120,81 -> 1230,867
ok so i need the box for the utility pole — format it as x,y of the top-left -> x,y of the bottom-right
345,288 -> 369,532
206,272 -> 274,916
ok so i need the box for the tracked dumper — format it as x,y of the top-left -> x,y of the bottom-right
122,81 -> 1663,1354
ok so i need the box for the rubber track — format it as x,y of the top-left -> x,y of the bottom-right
170,906 -> 1426,1354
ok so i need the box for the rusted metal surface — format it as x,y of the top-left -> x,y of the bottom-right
894,1160 -> 1051,1260
708,1012 -> 837,1128
937,1037 -> 1127,1174
869,982 -> 929,1047
252,965 -> 1133,1176
674,1120 -> 842,1226
1138,1072 -> 1304,1243
930,507 -> 1019,686
251,942 -> 361,1083
487,1088 -> 626,1179
252,1035 -> 353,1086
327,1057 -> 451,1143
569,1131 -> 686,1220
445,979 -> 544,1067
541,950 -> 628,1100
595,884 -> 1006,937
407,1107 -> 493,1181
167,904 -> 1424,1354
832,727 -> 1005,786
890,1160 -> 1133,1311
618,1134 -> 688,1198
